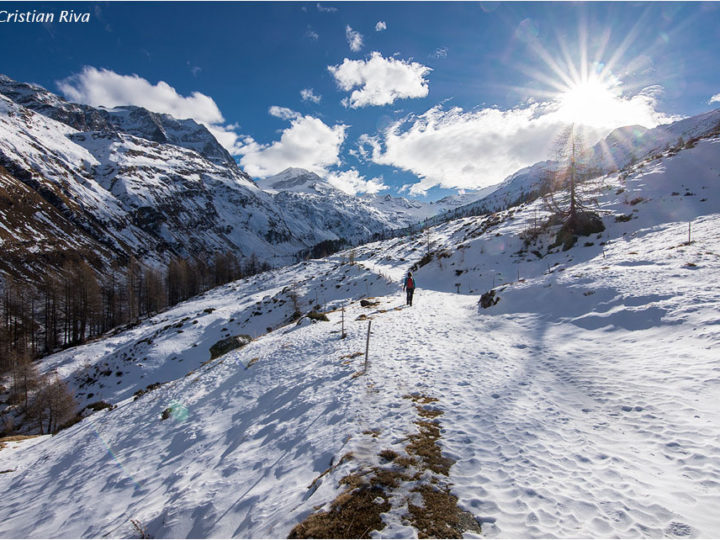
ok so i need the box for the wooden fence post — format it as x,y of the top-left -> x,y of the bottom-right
364,320 -> 372,372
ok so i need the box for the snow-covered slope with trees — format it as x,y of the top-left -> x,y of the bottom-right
1,130 -> 719,538
433,108 -> 720,224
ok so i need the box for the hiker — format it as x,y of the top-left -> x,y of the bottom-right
403,271 -> 416,306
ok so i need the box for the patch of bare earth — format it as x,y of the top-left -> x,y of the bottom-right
289,393 -> 481,538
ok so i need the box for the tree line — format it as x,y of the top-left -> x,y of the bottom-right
0,251 -> 269,370
0,251 -> 271,435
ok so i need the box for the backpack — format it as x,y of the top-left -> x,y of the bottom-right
406,276 -> 414,289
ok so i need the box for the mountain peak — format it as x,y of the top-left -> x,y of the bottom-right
0,73 -> 238,170
256,168 -> 329,194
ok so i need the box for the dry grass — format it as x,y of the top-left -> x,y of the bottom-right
290,393 -> 480,538
0,434 -> 40,450
408,485 -> 481,539
403,393 -> 438,405
289,479 -> 391,538
307,453 -> 354,491
378,449 -> 399,462
246,357 -> 260,369
406,420 -> 455,476
416,406 -> 443,419
340,352 -> 363,360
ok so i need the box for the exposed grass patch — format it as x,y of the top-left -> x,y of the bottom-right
0,434 -> 40,451
85,401 -> 114,412
307,311 -> 329,322
378,449 -> 399,462
291,393 -> 480,538
133,382 -> 164,401
340,352 -> 363,360
408,485 -> 482,539
406,420 -> 454,476
246,357 -> 260,369
289,481 -> 391,539
403,393 -> 438,405
307,453 -> 354,492
416,406 -> 443,419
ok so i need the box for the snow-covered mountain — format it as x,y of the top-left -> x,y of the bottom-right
435,109 -> 720,222
2,129 -> 719,538
258,166 -> 495,226
0,76 -> 428,282
256,167 -> 331,195
0,75 -> 238,169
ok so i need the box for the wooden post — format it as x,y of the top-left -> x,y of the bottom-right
688,221 -> 692,244
364,320 -> 372,372
341,306 -> 346,339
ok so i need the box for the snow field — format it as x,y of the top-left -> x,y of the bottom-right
1,135 -> 719,537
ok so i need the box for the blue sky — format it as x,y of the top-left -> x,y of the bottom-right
2,1 -> 719,200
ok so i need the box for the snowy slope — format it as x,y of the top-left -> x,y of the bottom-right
1,134 -> 719,538
0,74 -> 237,169
443,108 -> 720,221
0,77 -> 426,277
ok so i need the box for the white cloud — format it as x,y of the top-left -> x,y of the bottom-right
316,3 -> 338,12
375,21 -> 387,32
305,29 -> 319,40
327,168 -> 387,195
59,66 -> 223,124
269,106 -> 301,121
710,93 -> 720,104
431,47 -> 448,59
328,51 -> 431,108
345,25 -> 364,52
359,87 -> 677,194
300,88 -> 322,104
236,108 -> 347,178
57,66 -> 246,154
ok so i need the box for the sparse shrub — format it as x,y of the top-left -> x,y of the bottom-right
85,401 -> 113,412
412,252 -> 434,271
133,382 -> 164,400
306,311 -> 329,322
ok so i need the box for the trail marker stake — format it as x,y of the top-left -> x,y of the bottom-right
341,306 -> 346,339
364,320 -> 372,372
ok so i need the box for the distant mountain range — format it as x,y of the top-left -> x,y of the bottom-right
1,72 -> 719,285
0,75 -> 476,282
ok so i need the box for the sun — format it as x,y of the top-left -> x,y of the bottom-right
556,75 -> 624,128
